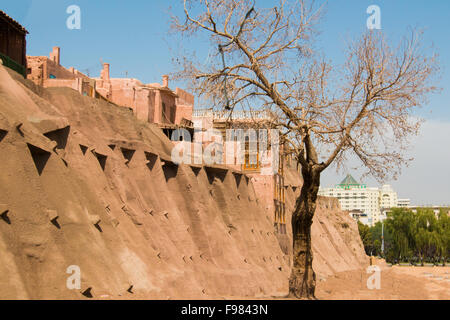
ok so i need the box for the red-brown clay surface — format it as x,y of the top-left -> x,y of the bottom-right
1,64 -> 446,299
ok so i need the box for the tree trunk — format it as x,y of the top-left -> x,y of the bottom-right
289,166 -> 320,299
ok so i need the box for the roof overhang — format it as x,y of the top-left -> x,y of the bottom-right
0,10 -> 29,34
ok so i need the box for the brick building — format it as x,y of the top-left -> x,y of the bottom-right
26,47 -> 194,127
27,50 -> 194,127
27,47 -> 95,97
192,108 -> 289,234
95,63 -> 194,126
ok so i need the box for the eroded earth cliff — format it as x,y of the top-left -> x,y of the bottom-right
0,65 -> 368,299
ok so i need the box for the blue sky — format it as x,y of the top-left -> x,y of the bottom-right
2,1 -> 449,204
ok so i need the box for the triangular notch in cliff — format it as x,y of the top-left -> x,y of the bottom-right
205,166 -> 228,184
161,160 -> 178,182
92,151 -> 107,171
44,126 -> 70,150
27,143 -> 51,176
79,144 -> 88,155
121,147 -> 135,165
190,165 -> 202,176
233,172 -> 242,188
0,129 -> 7,142
144,152 -> 157,171
0,206 -> 10,224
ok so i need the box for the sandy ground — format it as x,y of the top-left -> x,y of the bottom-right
316,258 -> 450,300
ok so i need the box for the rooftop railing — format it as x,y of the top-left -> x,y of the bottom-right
0,53 -> 26,77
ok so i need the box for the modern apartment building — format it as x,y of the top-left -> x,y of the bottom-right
379,184 -> 398,209
397,198 -> 411,208
319,174 -> 400,226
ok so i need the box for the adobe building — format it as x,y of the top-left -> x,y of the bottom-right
26,49 -> 194,128
0,10 -> 28,77
191,108 -> 294,235
27,47 -> 96,97
95,63 -> 194,127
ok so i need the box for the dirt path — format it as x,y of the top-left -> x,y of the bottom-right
316,259 -> 450,300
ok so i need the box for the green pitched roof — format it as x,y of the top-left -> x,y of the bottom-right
339,174 -> 360,186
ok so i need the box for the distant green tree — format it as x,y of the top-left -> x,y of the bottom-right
436,210 -> 450,265
414,209 -> 435,265
373,239 -> 381,256
415,228 -> 430,265
385,208 -> 415,262
360,208 -> 450,264
358,221 -> 374,255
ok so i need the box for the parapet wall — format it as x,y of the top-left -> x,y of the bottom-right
27,56 -> 87,85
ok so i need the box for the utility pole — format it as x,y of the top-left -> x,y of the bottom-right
381,221 -> 384,255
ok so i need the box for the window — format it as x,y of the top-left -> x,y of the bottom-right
243,152 -> 260,170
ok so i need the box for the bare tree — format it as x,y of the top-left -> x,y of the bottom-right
171,0 -> 440,298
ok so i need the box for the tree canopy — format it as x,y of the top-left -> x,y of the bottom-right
358,208 -> 450,265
